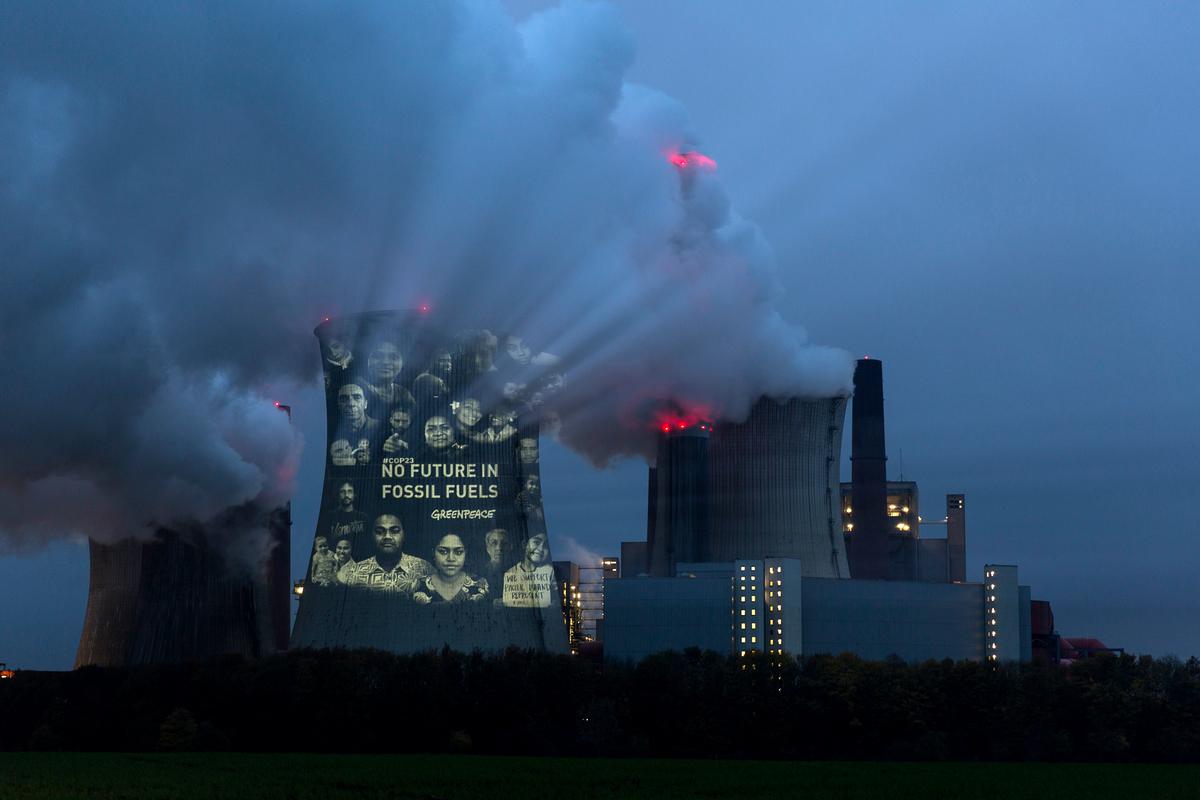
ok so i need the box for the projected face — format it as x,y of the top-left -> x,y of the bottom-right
424,416 -> 453,449
525,533 -> 548,565
326,339 -> 350,364
373,515 -> 404,555
354,438 -> 371,465
314,537 -> 330,555
468,331 -> 497,372
518,438 -> 539,464
330,439 -> 355,466
337,384 -> 367,423
367,342 -> 403,382
338,482 -> 355,509
433,534 -> 466,579
434,350 -> 453,376
524,474 -> 540,494
389,408 -> 412,433
334,539 -> 353,565
485,529 -> 507,564
455,398 -> 482,428
505,336 -> 532,365
491,408 -> 516,428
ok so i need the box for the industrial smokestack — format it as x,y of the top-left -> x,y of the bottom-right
848,358 -> 889,579
706,396 -> 850,577
647,424 -> 710,576
947,493 -> 966,583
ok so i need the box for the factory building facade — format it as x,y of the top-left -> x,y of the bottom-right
604,561 -> 1030,664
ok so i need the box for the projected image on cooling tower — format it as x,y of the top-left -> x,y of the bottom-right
292,311 -> 568,654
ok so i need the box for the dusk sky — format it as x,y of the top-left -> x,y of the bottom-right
1,1 -> 1197,668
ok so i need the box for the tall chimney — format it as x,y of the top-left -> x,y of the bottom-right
849,358 -> 889,579
946,493 -> 966,583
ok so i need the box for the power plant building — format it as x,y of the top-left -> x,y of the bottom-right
604,357 -> 1039,664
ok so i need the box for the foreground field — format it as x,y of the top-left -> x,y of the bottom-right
1,754 -> 1198,800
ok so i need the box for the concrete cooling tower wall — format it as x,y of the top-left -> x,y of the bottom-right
74,503 -> 289,668
706,396 -> 851,577
289,311 -> 568,654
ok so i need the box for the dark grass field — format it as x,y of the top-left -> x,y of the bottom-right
1,754 -> 1198,800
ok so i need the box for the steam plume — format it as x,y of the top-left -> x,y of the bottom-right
0,0 -> 850,548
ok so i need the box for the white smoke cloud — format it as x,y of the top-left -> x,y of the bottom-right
0,0 -> 850,548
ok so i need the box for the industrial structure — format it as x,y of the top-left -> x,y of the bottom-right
289,311 -> 568,655
74,503 -> 290,667
600,357 -> 1087,664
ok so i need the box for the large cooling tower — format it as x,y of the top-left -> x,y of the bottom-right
290,311 -> 568,654
74,503 -> 290,667
705,396 -> 850,577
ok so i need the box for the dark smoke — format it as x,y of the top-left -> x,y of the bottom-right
0,0 -> 850,548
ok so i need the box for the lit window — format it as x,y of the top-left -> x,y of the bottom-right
751,595 -> 756,602
751,637 -> 756,643
741,623 -> 746,630
750,566 -> 756,571
740,609 -> 745,616
751,623 -> 756,629
740,566 -> 746,572
751,609 -> 756,616
740,637 -> 746,643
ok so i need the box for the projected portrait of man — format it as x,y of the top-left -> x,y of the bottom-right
518,437 -> 539,465
431,348 -> 453,382
502,533 -> 554,608
411,373 -> 448,407
482,528 -> 510,589
336,383 -> 378,437
381,404 -> 414,454
363,342 -> 414,411
329,482 -> 367,555
411,533 -> 489,604
343,514 -> 432,593
475,407 -> 518,444
310,537 -> 338,587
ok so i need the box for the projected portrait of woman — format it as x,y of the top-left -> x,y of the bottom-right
453,398 -> 485,441
362,341 -> 415,412
422,415 -> 467,461
411,533 -> 489,604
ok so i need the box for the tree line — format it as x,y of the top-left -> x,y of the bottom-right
2,648 -> 1198,761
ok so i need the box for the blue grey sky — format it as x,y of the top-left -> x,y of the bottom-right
1,1 -> 1197,668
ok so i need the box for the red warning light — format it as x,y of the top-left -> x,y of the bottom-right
668,150 -> 717,171
274,402 -> 281,407
661,424 -> 670,433
418,303 -> 431,314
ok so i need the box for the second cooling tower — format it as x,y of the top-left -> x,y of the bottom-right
705,396 -> 850,578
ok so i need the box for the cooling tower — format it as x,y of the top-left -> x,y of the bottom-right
289,311 -> 568,654
74,502 -> 289,667
647,425 -> 710,576
705,396 -> 850,577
